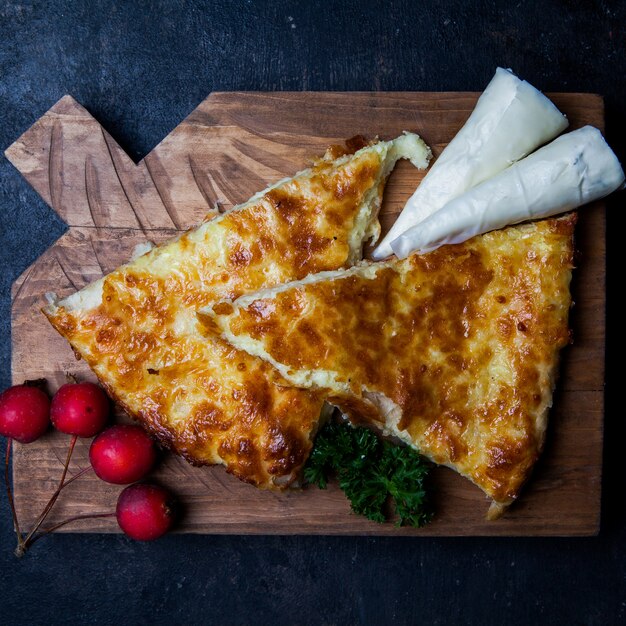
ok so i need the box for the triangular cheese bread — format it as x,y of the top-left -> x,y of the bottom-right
200,216 -> 575,512
44,133 -> 430,488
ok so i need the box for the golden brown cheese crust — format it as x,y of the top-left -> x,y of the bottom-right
204,216 -> 576,504
45,141 -> 396,488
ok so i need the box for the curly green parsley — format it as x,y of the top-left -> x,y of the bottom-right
304,421 -> 433,527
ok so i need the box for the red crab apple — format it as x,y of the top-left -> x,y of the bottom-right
51,381 -> 109,438
116,483 -> 176,541
0,385 -> 50,443
90,425 -> 157,484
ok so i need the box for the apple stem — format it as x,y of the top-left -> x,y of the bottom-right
18,434 -> 78,556
27,512 -> 115,547
4,438 -> 25,553
63,464 -> 94,488
64,372 -> 78,385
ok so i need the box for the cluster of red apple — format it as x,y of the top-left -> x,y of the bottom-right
0,378 -> 177,556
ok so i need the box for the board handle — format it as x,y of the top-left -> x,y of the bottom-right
4,95 -> 197,231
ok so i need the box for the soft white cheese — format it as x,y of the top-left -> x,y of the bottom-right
372,67 -> 568,259
390,126 -> 625,258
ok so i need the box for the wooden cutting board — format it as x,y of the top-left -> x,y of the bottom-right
5,92 -> 604,536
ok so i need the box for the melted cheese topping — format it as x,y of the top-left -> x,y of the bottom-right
203,217 -> 575,507
44,135 -> 430,488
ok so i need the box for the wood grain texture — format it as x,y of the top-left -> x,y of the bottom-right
4,92 -> 605,536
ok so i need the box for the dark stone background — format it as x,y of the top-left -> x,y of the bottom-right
1,1 -> 624,624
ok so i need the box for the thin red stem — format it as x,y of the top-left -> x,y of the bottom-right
18,434 -> 78,555
29,512 -> 115,544
63,464 -> 93,488
5,439 -> 24,551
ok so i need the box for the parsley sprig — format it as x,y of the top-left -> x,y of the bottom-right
304,421 -> 433,527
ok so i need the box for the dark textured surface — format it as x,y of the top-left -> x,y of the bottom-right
1,1 -> 625,624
